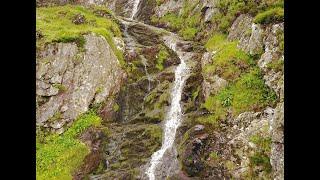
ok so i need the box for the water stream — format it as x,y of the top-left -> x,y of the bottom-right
102,2 -> 193,179
130,0 -> 141,19
145,35 -> 190,180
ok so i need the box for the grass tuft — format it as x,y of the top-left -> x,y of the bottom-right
36,111 -> 101,180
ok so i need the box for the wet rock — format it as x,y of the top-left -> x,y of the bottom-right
180,132 -> 209,176
72,14 -> 86,25
177,42 -> 193,52
136,0 -> 157,23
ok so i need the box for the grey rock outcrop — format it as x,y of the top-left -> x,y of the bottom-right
228,14 -> 264,56
270,102 -> 284,180
154,0 -> 184,18
258,23 -> 284,100
36,34 -> 125,133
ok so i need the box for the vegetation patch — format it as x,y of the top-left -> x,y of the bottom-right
254,7 -> 284,24
204,34 -> 254,81
248,134 -> 272,176
36,111 -> 101,180
53,83 -> 67,93
266,59 -> 284,72
179,27 -> 199,40
112,103 -> 120,112
211,0 -> 284,33
156,45 -> 170,71
204,68 -> 277,116
36,5 -> 124,65
152,1 -> 201,40
155,0 -> 165,6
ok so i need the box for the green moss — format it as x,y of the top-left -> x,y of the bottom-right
36,111 -> 101,180
191,86 -> 200,101
112,103 -> 120,112
249,135 -> 272,153
48,111 -> 62,123
145,125 -> 163,143
156,0 -> 165,6
53,83 -> 67,93
266,59 -> 284,72
156,45 -> 170,71
36,5 -> 124,65
209,151 -> 219,160
249,152 -> 272,173
254,7 -> 284,24
224,160 -> 235,171
277,30 -> 284,52
95,86 -> 103,94
179,27 -> 198,40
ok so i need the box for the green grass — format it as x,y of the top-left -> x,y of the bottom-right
158,13 -> 184,31
254,7 -> 284,24
210,0 -> 284,33
36,111 -> 102,180
36,5 -> 124,65
203,33 -> 277,120
179,27 -> 198,40
203,68 -> 277,116
249,134 -> 272,175
204,34 -> 254,81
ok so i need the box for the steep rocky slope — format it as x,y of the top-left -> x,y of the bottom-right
36,0 -> 284,179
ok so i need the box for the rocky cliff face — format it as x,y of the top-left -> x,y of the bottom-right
36,0 -> 284,179
36,34 -> 126,133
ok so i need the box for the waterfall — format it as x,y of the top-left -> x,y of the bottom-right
130,0 -> 141,19
146,35 -> 190,180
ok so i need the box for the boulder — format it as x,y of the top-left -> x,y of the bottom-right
36,34 -> 126,133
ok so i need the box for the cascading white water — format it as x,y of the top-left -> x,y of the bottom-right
146,35 -> 190,180
130,0 -> 141,19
